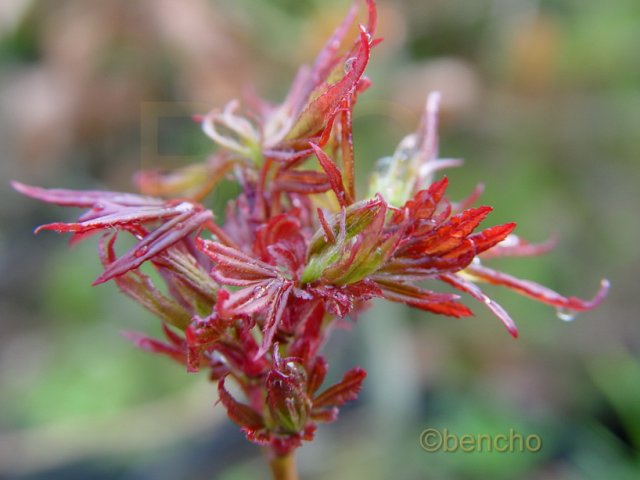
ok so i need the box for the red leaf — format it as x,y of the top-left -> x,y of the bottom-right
308,3 -> 358,93
480,234 -> 557,259
364,0 -> 378,37
93,209 -> 212,285
378,251 -> 476,279
310,407 -> 338,423
311,142 -> 351,206
288,300 -> 326,360
374,278 -> 473,318
313,366 -> 366,409
12,181 -> 162,208
197,239 -> 279,285
317,207 -> 336,244
35,205 -> 185,234
98,234 -> 191,329
218,377 -> 265,430
440,272 -> 519,338
311,280 -> 382,318
273,170 -> 331,194
217,281 -> 278,317
307,356 -> 329,396
466,264 -> 610,312
287,26 -> 371,141
257,281 -> 294,358
403,177 -> 448,222
340,96 -> 356,200
185,313 -> 229,373
406,206 -> 493,257
254,212 -> 306,271
469,223 -> 517,255
121,330 -> 185,365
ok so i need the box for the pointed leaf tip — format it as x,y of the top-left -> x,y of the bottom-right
364,0 -> 378,36
591,279 -> 610,307
466,264 -> 610,312
313,366 -> 367,409
311,142 -> 350,206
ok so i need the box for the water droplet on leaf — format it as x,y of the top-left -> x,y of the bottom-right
374,156 -> 392,176
253,285 -> 267,297
344,57 -> 356,73
499,234 -> 519,247
556,307 -> 577,322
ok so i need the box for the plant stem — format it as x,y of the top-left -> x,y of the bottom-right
267,451 -> 298,480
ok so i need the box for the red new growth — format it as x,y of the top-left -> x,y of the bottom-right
13,0 -> 608,467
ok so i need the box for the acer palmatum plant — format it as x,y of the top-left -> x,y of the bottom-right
13,1 -> 608,478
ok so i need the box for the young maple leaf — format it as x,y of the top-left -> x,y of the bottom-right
299,90 -> 609,337
11,0 -> 609,467
12,181 -> 213,285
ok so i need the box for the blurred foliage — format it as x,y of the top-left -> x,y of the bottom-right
0,0 -> 638,478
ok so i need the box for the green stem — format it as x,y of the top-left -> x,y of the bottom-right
267,451 -> 298,480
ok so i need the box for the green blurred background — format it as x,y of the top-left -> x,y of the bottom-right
0,0 -> 638,479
